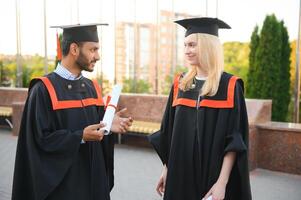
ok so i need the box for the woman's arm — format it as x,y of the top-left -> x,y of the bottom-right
203,151 -> 236,200
217,151 -> 236,185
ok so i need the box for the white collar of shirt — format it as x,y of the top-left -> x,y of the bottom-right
54,63 -> 82,80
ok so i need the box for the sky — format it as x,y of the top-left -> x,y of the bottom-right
0,0 -> 299,79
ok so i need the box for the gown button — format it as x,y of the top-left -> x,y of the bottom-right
67,84 -> 72,89
81,83 -> 85,87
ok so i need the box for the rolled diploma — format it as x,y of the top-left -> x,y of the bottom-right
100,85 -> 122,135
205,196 -> 212,200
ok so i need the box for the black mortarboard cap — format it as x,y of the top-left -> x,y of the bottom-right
175,17 -> 231,37
51,23 -> 108,42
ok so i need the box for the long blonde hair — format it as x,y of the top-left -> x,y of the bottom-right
179,33 -> 224,96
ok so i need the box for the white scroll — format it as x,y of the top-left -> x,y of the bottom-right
205,196 -> 212,200
100,85 -> 122,135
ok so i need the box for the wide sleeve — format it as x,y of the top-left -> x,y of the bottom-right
148,85 -> 175,164
224,79 -> 252,200
224,79 -> 248,153
101,131 -> 115,191
13,81 -> 83,200
31,85 -> 83,153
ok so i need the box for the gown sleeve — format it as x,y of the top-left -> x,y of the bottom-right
224,79 -> 248,153
148,85 -> 176,165
13,81 -> 83,200
101,124 -> 115,191
99,91 -> 115,190
223,79 -> 252,200
31,83 -> 83,153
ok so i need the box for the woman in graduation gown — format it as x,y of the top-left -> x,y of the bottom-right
149,17 -> 252,200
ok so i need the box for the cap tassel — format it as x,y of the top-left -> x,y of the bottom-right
56,32 -> 62,61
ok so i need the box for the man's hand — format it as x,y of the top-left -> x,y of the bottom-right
111,108 -> 133,134
82,123 -> 106,142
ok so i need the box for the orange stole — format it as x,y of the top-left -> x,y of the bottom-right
37,77 -> 104,110
172,75 -> 239,108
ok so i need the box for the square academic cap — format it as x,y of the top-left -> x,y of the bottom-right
50,23 -> 108,42
174,17 -> 231,37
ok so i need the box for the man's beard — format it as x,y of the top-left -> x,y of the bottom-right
76,50 -> 96,72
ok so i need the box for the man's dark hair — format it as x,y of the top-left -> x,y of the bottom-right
61,38 -> 83,56
61,38 -> 72,56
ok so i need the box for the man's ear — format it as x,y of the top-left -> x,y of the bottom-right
69,43 -> 79,56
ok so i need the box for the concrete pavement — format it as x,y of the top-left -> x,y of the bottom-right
0,129 -> 300,200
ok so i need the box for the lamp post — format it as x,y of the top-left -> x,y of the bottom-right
43,0 -> 48,75
133,0 -> 138,93
155,0 -> 159,94
114,0 -> 117,85
294,0 -> 301,123
15,0 -> 22,87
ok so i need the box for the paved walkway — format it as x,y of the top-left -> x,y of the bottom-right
0,129 -> 301,200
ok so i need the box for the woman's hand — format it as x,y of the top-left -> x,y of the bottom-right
202,180 -> 226,200
156,165 -> 167,197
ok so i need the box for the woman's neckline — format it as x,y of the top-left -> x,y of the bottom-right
195,75 -> 207,80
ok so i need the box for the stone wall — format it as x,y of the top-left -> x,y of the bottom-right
0,87 -> 27,107
118,93 -> 167,122
256,122 -> 301,175
1,88 -> 300,174
0,87 -> 27,135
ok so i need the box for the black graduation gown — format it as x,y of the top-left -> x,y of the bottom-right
149,72 -> 252,200
12,72 -> 114,200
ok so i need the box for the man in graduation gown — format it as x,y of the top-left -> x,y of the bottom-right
149,18 -> 252,200
12,23 -> 132,200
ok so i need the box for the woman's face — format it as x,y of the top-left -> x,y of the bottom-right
184,34 -> 199,66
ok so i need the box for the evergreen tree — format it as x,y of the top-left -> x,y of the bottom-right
246,26 -> 260,98
246,14 -> 291,121
277,21 -> 291,121
256,14 -> 282,102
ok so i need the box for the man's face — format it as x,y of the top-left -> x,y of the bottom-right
76,42 -> 100,72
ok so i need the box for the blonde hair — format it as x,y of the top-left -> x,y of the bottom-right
179,33 -> 224,96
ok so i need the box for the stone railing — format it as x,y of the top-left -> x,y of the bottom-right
0,87 -> 28,135
255,122 -> 301,175
0,87 -> 300,175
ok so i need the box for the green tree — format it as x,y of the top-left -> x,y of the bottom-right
290,41 -> 296,94
257,15 -> 282,120
0,60 -> 11,87
122,78 -> 151,93
161,65 -> 187,95
21,55 -> 55,87
22,65 -> 32,88
287,40 -> 298,121
3,62 -> 17,86
0,55 -> 55,87
278,21 -> 291,121
246,26 -> 260,97
96,77 -> 112,96
0,60 -> 3,83
223,42 -> 250,83
247,14 -> 291,121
